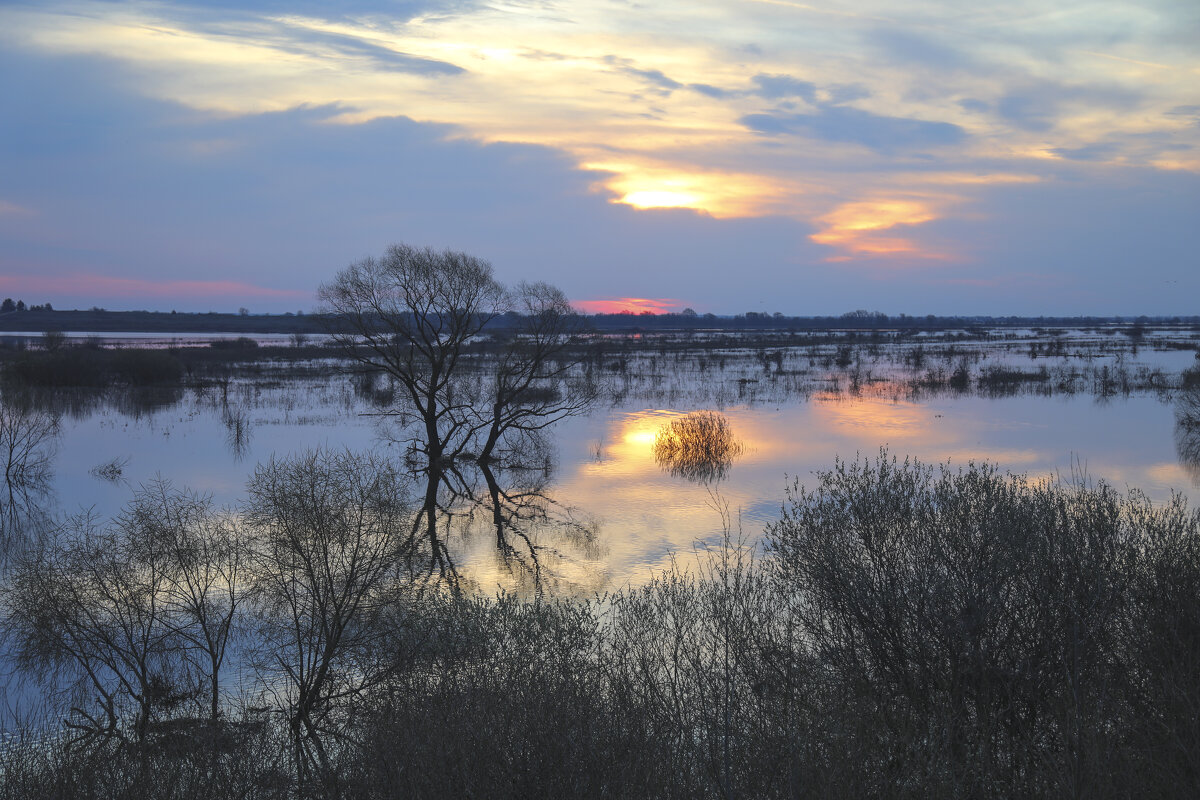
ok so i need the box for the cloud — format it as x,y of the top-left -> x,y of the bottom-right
996,91 -> 1060,133
825,83 -> 871,105
867,27 -> 979,73
750,73 -> 817,103
689,83 -> 733,99
1050,142 -> 1120,161
740,106 -> 967,153
288,29 -> 465,75
171,0 -> 483,23
810,198 -> 947,260
0,199 -> 31,215
997,82 -> 1141,133
1167,105 -> 1200,126
692,76 -> 866,106
604,56 -> 683,94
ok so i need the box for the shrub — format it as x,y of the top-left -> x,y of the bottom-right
767,452 -> 1200,798
109,349 -> 185,385
4,349 -> 107,386
209,337 -> 259,350
2,348 -> 184,387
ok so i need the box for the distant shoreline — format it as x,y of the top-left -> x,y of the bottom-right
1,308 -> 1197,335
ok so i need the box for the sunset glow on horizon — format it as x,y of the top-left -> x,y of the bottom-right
573,297 -> 681,315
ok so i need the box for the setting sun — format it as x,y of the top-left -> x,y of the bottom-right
620,190 -> 702,210
573,297 -> 679,314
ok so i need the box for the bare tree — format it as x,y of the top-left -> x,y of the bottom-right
3,481 -> 253,754
4,504 -> 191,747
318,245 -> 597,579
319,245 -> 509,577
317,244 -> 506,468
139,483 -> 249,728
474,281 -> 596,465
244,449 -> 418,790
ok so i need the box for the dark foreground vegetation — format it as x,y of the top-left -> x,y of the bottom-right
3,453 -> 1199,799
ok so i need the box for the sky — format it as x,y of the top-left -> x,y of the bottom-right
1,0 -> 1198,316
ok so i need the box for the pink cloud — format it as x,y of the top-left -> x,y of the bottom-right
0,273 -> 310,302
0,200 -> 32,216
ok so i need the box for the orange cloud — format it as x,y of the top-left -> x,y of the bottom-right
574,297 -> 680,314
810,198 -> 948,261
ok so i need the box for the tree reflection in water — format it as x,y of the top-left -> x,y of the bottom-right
0,393 -> 60,545
1176,383 -> 1200,487
653,410 -> 744,484
474,432 -> 598,593
392,424 -> 596,593
222,404 -> 252,462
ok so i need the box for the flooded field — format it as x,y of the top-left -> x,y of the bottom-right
4,323 -> 1200,792
5,325 -> 1198,591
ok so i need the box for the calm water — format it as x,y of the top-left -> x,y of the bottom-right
17,331 -> 1196,592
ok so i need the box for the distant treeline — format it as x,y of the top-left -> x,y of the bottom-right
581,309 -> 1200,332
2,308 -> 1199,335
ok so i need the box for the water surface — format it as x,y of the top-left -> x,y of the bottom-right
22,338 -> 1195,591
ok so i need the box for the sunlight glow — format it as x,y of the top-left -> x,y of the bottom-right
621,190 -> 701,210
811,396 -> 933,438
625,428 -> 660,446
573,297 -> 679,314
590,160 -> 789,218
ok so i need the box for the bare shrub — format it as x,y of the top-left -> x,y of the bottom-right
765,451 -> 1200,798
89,455 -> 130,483
244,448 -> 419,790
6,510 -> 193,747
0,714 -> 290,800
3,483 -> 249,752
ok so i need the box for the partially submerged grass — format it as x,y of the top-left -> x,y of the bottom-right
88,455 -> 130,483
653,410 -> 744,483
